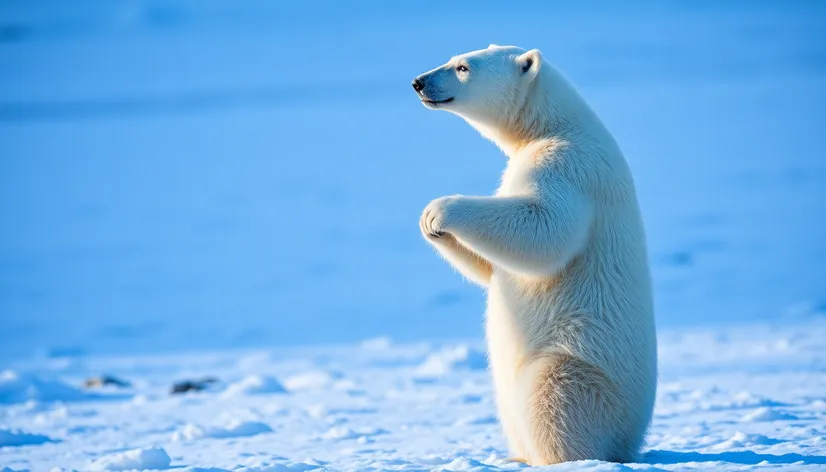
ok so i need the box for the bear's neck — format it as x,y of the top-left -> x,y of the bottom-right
467,67 -> 602,160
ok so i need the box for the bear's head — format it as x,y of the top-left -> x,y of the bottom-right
412,45 -> 542,126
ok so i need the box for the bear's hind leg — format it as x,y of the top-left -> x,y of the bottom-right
517,352 -> 630,465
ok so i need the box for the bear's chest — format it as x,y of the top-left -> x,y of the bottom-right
496,157 -> 538,197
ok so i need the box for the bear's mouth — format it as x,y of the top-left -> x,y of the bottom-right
421,97 -> 454,106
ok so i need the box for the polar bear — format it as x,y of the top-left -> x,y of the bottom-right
412,45 -> 657,465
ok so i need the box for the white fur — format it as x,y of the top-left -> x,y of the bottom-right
414,46 -> 657,464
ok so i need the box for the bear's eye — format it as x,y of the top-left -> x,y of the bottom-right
456,65 -> 469,73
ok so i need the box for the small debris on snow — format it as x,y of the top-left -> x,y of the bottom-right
170,377 -> 219,395
84,375 -> 131,389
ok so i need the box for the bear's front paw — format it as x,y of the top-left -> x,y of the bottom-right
419,196 -> 460,239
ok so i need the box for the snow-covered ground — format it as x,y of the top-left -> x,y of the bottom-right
2,319 -> 826,471
1,1 -> 825,470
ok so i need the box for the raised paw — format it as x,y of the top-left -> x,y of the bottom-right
419,196 -> 458,239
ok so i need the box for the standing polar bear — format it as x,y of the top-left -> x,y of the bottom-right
413,45 -> 657,465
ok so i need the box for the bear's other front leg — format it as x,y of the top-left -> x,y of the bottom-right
423,192 -> 592,279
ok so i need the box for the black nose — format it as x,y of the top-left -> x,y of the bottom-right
412,78 -> 424,92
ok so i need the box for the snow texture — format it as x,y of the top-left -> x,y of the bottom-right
87,447 -> 171,471
0,370 -> 91,404
2,321 -> 826,471
222,376 -> 288,397
0,428 -> 55,447
172,420 -> 274,441
415,345 -> 488,378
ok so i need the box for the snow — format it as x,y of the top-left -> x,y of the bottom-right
222,375 -> 287,397
87,447 -> 171,471
740,407 -> 799,423
283,371 -> 342,392
171,420 -> 273,441
415,345 -> 488,378
1,1 -> 825,471
0,370 -> 90,404
0,428 -> 54,447
316,426 -> 387,441
1,320 -> 825,471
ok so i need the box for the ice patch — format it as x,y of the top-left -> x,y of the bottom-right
88,447 -> 171,471
415,345 -> 487,377
0,370 -> 90,404
222,375 -> 287,397
172,419 -> 273,441
0,427 -> 55,447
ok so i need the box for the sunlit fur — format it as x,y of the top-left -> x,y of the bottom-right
415,45 -> 657,465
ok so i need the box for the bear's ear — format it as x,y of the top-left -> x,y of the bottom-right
517,49 -> 542,81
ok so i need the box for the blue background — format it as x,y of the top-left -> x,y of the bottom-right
1,1 -> 825,359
